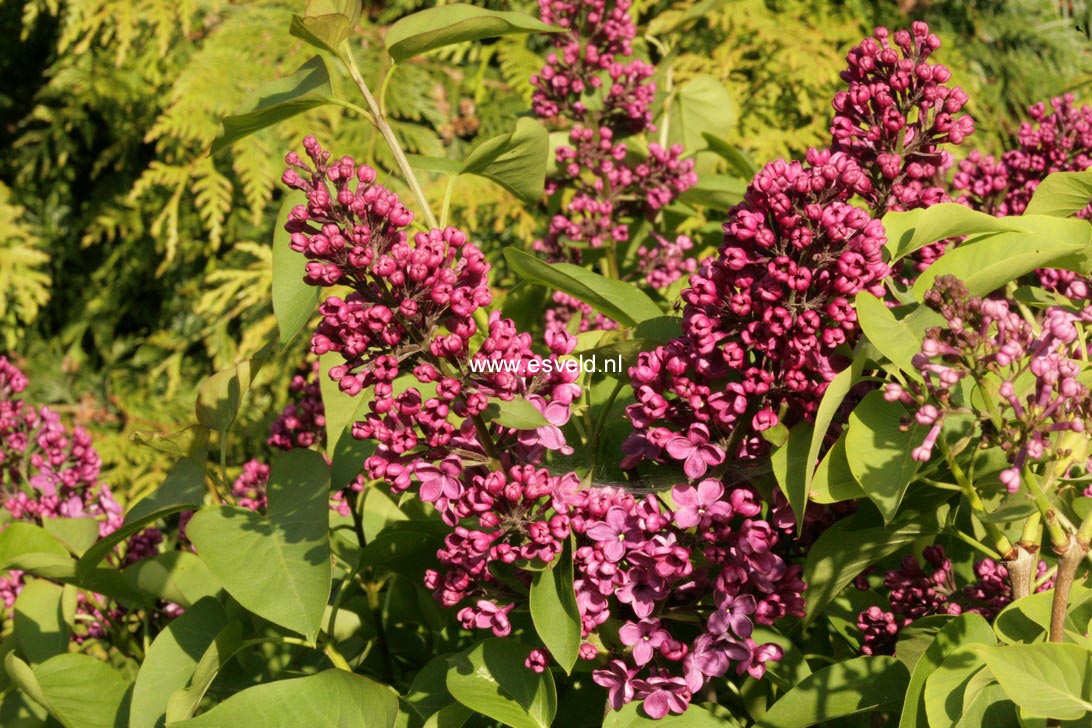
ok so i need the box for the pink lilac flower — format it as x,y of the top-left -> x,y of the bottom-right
0,356 -> 161,637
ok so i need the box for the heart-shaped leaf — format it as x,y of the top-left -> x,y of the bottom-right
446,638 -> 557,728
385,5 -> 560,63
187,449 -> 332,640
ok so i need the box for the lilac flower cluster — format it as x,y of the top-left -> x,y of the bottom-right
855,545 -> 1050,656
281,138 -> 803,718
831,22 -> 973,215
953,95 -> 1092,298
529,0 -> 697,292
954,94 -> 1092,220
0,356 -> 161,638
624,149 -> 889,473
885,276 -> 1092,493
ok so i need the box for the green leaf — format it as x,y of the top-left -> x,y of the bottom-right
289,0 -> 361,55
760,656 -> 910,727
446,638 -> 557,728
461,118 -> 549,204
984,643 -> 1092,721
9,652 -> 130,728
195,358 -> 261,433
131,598 -> 230,728
803,496 -> 946,622
855,294 -> 944,376
1025,169 -> 1092,217
81,457 -> 207,569
13,580 -> 71,664
809,435 -> 864,504
804,356 -> 864,500
911,216 -> 1092,300
0,522 -> 69,569
529,538 -> 580,674
923,647 -> 989,727
406,654 -> 461,720
360,520 -> 449,577
168,669 -> 398,728
895,614 -> 957,673
41,518 -> 100,558
677,174 -> 747,210
272,190 -> 318,346
213,57 -> 335,154
123,552 -> 221,609
954,681 -> 1017,728
484,397 -> 550,430
770,423 -> 812,531
504,248 -> 663,327
701,133 -> 756,178
845,390 -> 925,523
882,204 -> 1026,262
319,351 -> 372,458
385,5 -> 561,63
187,449 -> 332,640
900,613 -> 996,728
164,622 -> 245,723
662,75 -> 736,158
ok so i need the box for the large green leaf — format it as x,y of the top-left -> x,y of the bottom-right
212,57 -> 335,153
809,435 -> 864,504
984,643 -> 1092,720
187,449 -> 332,640
911,216 -> 1091,300
662,75 -> 736,160
803,356 -> 864,501
447,639 -> 557,728
760,656 -> 909,727
163,622 -> 245,723
168,669 -> 398,728
12,580 -> 72,664
42,518 -> 100,557
385,5 -> 560,63
483,397 -> 550,430
319,351 -> 372,458
881,203 -> 1025,262
461,118 -> 549,204
289,0 -> 361,55
272,190 -> 318,346
770,423 -> 812,531
0,523 -> 69,570
529,539 -> 581,674
1025,169 -> 1092,218
845,390 -> 926,523
194,358 -> 262,433
8,652 -> 130,728
803,496 -> 946,622
504,248 -> 663,327
81,457 -> 207,569
855,294 -> 944,377
900,613 -> 996,728
123,552 -> 221,610
923,647 -> 989,727
131,598 -> 230,728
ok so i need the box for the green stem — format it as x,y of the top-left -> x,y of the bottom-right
1023,465 -> 1071,550
945,528 -> 1001,561
330,98 -> 376,124
939,438 -> 1013,555
440,174 -> 458,229
340,45 -> 438,229
378,64 -> 397,120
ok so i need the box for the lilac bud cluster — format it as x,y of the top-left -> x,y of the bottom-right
884,276 -> 1092,494
280,138 -> 804,718
529,0 -> 697,293
832,22 -> 973,215
0,356 -> 162,637
855,545 -> 1049,656
953,94 -> 1092,298
624,150 -> 890,473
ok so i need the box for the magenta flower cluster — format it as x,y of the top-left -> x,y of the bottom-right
854,545 -> 1049,656
953,94 -> 1092,297
281,137 -> 802,719
623,149 -> 889,476
832,22 -> 973,215
0,356 -> 161,639
885,276 -> 1092,494
530,0 -> 697,294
